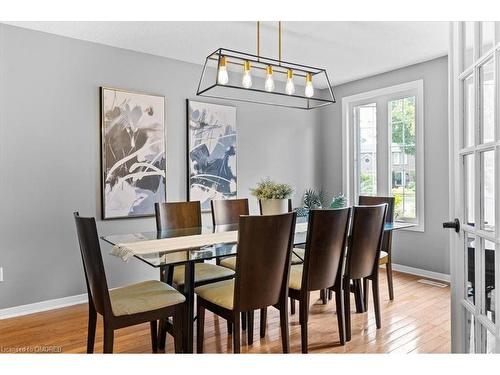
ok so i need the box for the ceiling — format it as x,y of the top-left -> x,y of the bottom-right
4,21 -> 449,85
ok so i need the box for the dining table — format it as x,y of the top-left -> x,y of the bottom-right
101,216 -> 414,353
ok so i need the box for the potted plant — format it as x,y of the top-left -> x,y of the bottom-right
250,178 -> 294,214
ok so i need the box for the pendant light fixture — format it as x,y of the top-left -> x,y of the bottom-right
196,22 -> 335,110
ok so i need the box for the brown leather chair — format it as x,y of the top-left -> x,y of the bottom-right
195,212 -> 296,353
288,208 -> 351,352
155,201 -> 235,349
343,204 -> 387,341
74,213 -> 185,353
358,196 -> 395,300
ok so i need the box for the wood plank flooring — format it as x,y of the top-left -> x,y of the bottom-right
0,270 -> 450,354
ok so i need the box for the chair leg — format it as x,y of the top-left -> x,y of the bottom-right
299,293 -> 310,354
363,278 -> 369,310
334,288 -> 345,345
247,310 -> 254,345
158,319 -> 167,351
241,312 -> 247,331
86,301 -> 97,354
354,279 -> 364,313
173,305 -> 183,354
372,276 -> 381,329
343,278 -> 351,341
320,289 -> 328,304
260,308 -> 267,338
227,320 -> 233,335
328,289 -> 333,300
196,302 -> 205,353
103,325 -> 114,354
150,321 -> 158,353
233,312 -> 241,353
386,261 -> 394,300
280,301 -> 290,353
290,298 -> 296,315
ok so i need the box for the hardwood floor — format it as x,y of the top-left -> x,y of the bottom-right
0,270 -> 450,354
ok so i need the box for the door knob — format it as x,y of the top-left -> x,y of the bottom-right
443,218 -> 460,233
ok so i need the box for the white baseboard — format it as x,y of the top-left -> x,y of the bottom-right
391,263 -> 450,283
0,293 -> 88,320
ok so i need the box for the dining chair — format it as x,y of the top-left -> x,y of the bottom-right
287,208 -> 351,352
343,204 -> 387,341
211,198 -> 249,334
258,198 -> 303,315
212,198 -> 249,271
358,196 -> 395,300
155,201 -> 235,349
74,212 -> 185,354
195,212 -> 296,353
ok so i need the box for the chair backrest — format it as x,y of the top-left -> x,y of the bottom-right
302,208 -> 351,291
73,212 -> 111,316
155,201 -> 202,231
345,204 -> 387,279
211,198 -> 249,226
258,199 -> 293,215
234,212 -> 296,312
358,196 -> 394,223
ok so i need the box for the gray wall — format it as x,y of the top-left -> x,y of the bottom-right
318,56 -> 450,274
0,24 -> 321,309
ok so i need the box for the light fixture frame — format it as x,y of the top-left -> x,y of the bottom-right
196,48 -> 336,110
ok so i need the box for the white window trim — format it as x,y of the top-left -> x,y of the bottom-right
342,79 -> 425,232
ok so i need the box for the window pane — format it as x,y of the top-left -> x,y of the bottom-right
481,22 -> 495,56
465,234 -> 476,304
481,151 -> 495,232
480,59 -> 495,144
390,96 -> 416,220
463,21 -> 475,70
483,240 -> 495,323
465,308 -> 476,353
356,103 -> 377,196
464,154 -> 475,226
464,75 -> 475,147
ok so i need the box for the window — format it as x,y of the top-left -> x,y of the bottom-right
343,80 -> 424,231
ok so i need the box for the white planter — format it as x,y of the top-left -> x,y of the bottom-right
260,198 -> 289,215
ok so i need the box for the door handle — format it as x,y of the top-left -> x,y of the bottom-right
442,218 -> 460,233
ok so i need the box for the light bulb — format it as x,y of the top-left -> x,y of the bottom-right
305,72 -> 314,98
285,69 -> 295,95
242,61 -> 252,88
264,65 -> 275,92
217,56 -> 229,85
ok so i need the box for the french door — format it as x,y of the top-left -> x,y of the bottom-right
449,21 -> 500,353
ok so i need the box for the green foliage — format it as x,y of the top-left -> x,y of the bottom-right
330,194 -> 347,209
360,173 -> 376,195
295,207 -> 309,218
303,188 -> 328,209
391,97 -> 416,156
250,178 -> 294,200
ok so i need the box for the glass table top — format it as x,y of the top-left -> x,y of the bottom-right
101,219 -> 414,268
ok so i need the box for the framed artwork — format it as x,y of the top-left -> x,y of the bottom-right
187,100 -> 237,211
100,87 -> 166,219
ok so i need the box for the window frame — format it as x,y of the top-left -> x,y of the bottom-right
342,79 -> 425,232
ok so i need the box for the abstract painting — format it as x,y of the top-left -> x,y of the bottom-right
101,87 -> 166,219
187,100 -> 237,211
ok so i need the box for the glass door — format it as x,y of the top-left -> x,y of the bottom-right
449,21 -> 500,353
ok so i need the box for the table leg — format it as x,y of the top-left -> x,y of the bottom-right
182,261 -> 195,353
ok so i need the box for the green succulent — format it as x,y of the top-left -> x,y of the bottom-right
303,188 -> 327,209
330,194 -> 347,209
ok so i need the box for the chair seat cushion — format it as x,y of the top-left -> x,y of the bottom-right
289,265 -> 303,290
220,256 -> 236,271
292,247 -> 305,264
379,251 -> 389,265
173,263 -> 235,286
195,279 -> 235,310
109,280 -> 185,317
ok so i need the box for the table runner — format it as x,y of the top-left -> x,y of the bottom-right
111,221 -> 308,262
